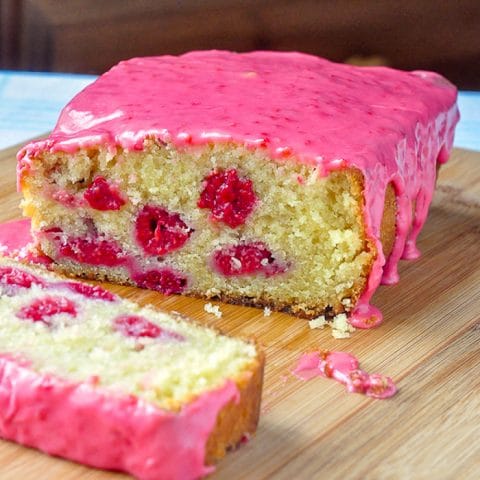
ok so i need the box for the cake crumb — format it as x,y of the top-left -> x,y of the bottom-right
309,313 -> 356,338
309,315 -> 326,329
263,307 -> 272,317
204,302 -> 222,318
331,313 -> 356,339
341,298 -> 352,308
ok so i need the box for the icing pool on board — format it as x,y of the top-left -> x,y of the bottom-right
293,350 -> 397,399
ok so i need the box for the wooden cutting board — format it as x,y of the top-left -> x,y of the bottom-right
0,144 -> 479,480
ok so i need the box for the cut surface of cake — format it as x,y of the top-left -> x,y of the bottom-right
0,257 -> 263,480
17,51 -> 459,323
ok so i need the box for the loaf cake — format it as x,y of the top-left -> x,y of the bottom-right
17,51 -> 459,325
0,257 -> 263,479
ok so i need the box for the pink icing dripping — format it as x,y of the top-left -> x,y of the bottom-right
0,355 -> 239,480
17,51 -> 460,324
349,302 -> 384,329
293,351 -> 396,399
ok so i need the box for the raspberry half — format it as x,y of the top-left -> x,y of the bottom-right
113,315 -> 184,341
133,268 -> 187,295
135,205 -> 193,256
84,176 -> 126,211
213,242 -> 287,276
0,266 -> 45,289
198,168 -> 257,228
17,296 -> 77,325
61,281 -> 117,302
58,236 -> 124,267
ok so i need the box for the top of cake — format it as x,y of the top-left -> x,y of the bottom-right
21,50 -> 458,170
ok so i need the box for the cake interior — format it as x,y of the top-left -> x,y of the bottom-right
21,140 -> 376,317
0,261 -> 257,411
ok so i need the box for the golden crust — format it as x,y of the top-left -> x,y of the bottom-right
380,182 -> 397,260
205,350 -> 264,464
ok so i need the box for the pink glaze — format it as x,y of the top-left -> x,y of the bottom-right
17,51 -> 459,325
348,303 -> 383,329
0,219 -> 52,266
0,354 -> 239,480
0,219 -> 32,253
293,351 -> 396,399
198,168 -> 257,228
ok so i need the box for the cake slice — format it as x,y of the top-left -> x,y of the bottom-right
17,51 -> 459,324
0,257 -> 263,480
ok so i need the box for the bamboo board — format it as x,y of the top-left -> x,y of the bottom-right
0,144 -> 479,480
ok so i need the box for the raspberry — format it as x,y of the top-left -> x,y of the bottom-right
0,266 -> 45,289
135,205 -> 193,256
133,269 -> 187,295
59,236 -> 124,267
84,176 -> 126,211
213,242 -> 287,277
113,315 -> 184,341
198,168 -> 256,228
17,296 -> 77,325
61,281 -> 117,302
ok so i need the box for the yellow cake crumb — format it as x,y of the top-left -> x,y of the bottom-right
308,313 -> 356,339
204,302 -> 223,318
331,313 -> 356,339
308,315 -> 327,329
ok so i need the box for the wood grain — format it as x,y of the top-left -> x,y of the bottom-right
0,145 -> 479,480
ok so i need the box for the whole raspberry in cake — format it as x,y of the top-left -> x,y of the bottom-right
135,205 -> 193,255
59,236 -> 124,267
133,268 -> 187,295
84,176 -> 126,211
213,242 -> 287,277
198,168 -> 257,228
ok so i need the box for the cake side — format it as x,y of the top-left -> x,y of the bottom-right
19,142 -> 396,318
0,258 -> 263,479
